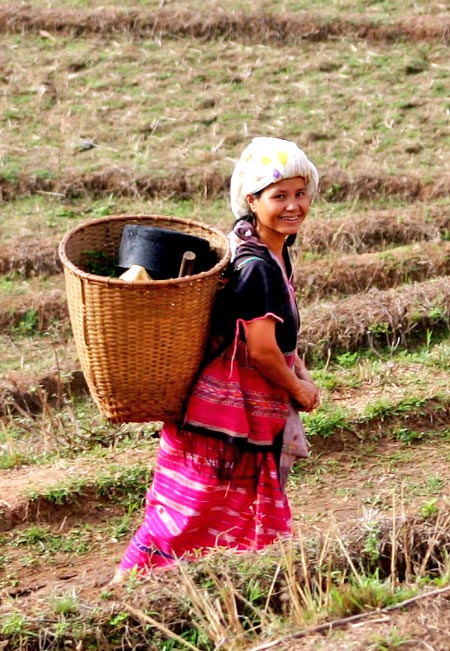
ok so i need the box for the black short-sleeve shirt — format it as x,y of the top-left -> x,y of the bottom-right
213,241 -> 300,354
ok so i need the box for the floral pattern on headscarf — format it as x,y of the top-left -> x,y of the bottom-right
230,136 -> 319,220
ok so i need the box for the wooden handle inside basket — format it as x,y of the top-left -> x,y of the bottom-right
178,251 -> 196,277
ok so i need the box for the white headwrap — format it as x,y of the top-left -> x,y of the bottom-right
230,137 -> 319,219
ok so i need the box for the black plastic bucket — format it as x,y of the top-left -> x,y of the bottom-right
118,225 -> 212,279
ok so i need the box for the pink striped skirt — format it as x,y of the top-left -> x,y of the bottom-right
119,423 -> 292,572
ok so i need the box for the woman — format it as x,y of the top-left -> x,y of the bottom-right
112,137 -> 320,582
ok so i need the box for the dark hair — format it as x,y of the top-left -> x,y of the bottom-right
286,234 -> 297,247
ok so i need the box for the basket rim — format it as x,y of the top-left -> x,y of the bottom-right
58,213 -> 231,285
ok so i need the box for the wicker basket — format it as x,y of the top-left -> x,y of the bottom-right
58,214 -> 230,423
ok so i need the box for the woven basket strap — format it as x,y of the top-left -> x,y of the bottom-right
235,255 -> 264,271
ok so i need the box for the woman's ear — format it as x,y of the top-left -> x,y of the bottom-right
246,193 -> 256,214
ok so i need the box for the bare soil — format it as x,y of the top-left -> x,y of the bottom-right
0,447 -> 148,533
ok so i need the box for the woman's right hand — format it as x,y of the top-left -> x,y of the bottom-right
293,379 -> 320,412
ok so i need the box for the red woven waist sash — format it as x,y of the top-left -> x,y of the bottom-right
184,339 -> 294,448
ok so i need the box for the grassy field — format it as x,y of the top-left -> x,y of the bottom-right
0,1 -> 450,649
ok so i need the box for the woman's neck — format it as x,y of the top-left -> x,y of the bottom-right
256,229 -> 285,258
258,236 -> 287,274
259,235 -> 286,263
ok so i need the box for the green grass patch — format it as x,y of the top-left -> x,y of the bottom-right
25,464 -> 151,508
9,524 -> 93,556
302,393 -> 450,441
0,194 -> 230,245
303,404 -> 352,438
363,395 -> 429,421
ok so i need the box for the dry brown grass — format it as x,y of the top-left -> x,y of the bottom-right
319,172 -> 450,203
1,268 -> 448,419
1,205 -> 449,275
1,205 -> 449,289
2,169 -> 449,205
296,241 -> 450,301
0,238 -> 61,277
0,168 -> 229,203
300,275 -> 450,358
299,206 -> 450,254
0,5 -> 449,43
117,511 -> 450,649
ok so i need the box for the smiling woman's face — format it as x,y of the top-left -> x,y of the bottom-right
246,176 -> 311,249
